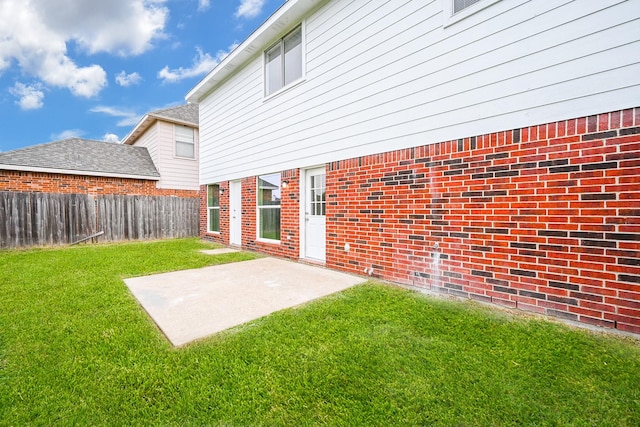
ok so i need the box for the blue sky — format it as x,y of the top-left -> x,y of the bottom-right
0,0 -> 284,152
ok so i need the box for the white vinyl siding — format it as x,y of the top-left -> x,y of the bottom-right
130,122 -> 159,165
199,0 -> 640,184
154,121 -> 199,190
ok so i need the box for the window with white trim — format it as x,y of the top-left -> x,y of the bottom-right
208,184 -> 220,233
443,0 -> 500,26
175,125 -> 195,159
265,26 -> 302,96
257,173 -> 281,241
453,0 -> 482,13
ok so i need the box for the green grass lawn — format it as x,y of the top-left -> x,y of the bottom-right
1,239 -> 639,426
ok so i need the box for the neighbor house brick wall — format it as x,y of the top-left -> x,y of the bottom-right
0,170 -> 199,198
327,107 -> 640,335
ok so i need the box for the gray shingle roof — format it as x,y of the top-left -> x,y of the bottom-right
0,138 -> 160,179
149,103 -> 198,125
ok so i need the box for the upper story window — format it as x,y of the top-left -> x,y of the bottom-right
175,125 -> 195,159
265,25 -> 303,97
443,0 -> 500,27
453,0 -> 481,13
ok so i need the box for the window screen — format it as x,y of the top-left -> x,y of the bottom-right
453,0 -> 482,13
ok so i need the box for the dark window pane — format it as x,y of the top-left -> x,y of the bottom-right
453,0 -> 481,13
209,208 -> 220,232
259,207 -> 280,240
208,184 -> 219,207
258,174 -> 281,240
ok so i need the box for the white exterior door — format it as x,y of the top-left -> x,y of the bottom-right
304,167 -> 326,261
229,180 -> 242,246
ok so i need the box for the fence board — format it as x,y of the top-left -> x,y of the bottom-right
0,192 -> 96,249
0,192 -> 199,249
95,195 -> 198,242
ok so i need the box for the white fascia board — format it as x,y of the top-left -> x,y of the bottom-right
121,114 -> 152,145
122,114 -> 198,146
186,0 -> 323,103
0,164 -> 160,181
150,114 -> 198,128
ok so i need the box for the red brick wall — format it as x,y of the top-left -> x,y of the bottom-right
327,108 -> 640,334
201,170 -> 301,259
0,170 -> 199,198
200,182 -> 226,245
199,108 -> 640,334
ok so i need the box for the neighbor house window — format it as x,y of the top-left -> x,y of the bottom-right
265,25 -> 303,96
257,173 -> 281,241
208,184 -> 220,233
175,125 -> 195,159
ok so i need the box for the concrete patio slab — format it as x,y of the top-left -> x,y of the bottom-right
124,257 -> 366,346
199,248 -> 240,255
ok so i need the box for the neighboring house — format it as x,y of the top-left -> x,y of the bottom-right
187,0 -> 640,334
0,138 -> 199,247
122,104 -> 200,192
0,104 -> 200,249
0,138 -> 161,194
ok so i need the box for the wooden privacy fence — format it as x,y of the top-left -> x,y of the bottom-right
0,192 -> 199,249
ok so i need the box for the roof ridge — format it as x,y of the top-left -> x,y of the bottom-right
150,103 -> 197,115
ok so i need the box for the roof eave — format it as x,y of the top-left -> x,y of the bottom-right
151,114 -> 198,128
0,164 -> 161,181
122,113 -> 198,146
121,114 -> 154,146
186,0 -> 323,103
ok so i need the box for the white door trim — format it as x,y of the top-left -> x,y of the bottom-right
300,166 -> 326,262
229,180 -> 242,246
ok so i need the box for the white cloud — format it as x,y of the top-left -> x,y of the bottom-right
51,129 -> 84,140
0,0 -> 168,98
90,105 -> 141,127
9,82 -> 45,110
115,71 -> 142,87
158,44 -> 237,83
103,133 -> 120,143
235,0 -> 265,19
27,0 -> 169,56
198,0 -> 210,12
